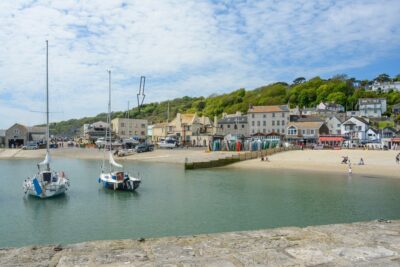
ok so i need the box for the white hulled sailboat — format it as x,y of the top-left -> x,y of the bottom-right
23,41 -> 70,198
98,70 -> 141,191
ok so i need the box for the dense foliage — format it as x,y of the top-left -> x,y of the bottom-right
48,74 -> 400,136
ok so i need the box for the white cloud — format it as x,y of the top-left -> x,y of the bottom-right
0,0 -> 399,128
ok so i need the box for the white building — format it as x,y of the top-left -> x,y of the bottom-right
368,81 -> 400,92
317,102 -> 345,112
248,105 -> 290,135
341,117 -> 370,145
325,115 -> 344,135
366,128 -> 380,143
358,98 -> 387,118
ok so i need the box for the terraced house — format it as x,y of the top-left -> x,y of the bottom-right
285,121 -> 329,144
247,105 -> 290,135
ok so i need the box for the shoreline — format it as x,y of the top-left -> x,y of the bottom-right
1,148 -> 399,179
1,219 -> 399,266
227,149 -> 400,179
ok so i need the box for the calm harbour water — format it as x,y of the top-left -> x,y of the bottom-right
0,158 -> 399,248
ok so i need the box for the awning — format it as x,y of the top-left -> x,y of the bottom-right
319,136 -> 345,142
391,137 -> 400,143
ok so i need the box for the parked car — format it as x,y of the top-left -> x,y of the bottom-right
135,143 -> 155,153
49,143 -> 58,149
22,143 -> 38,150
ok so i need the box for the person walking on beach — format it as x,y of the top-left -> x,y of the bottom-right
358,158 -> 364,165
396,153 -> 400,164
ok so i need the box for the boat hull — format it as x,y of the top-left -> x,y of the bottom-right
25,186 -> 67,198
101,180 -> 141,191
99,173 -> 140,192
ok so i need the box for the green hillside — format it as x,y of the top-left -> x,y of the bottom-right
49,74 -> 400,136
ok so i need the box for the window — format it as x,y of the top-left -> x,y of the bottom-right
121,123 -> 125,127
257,121 -> 260,126
252,121 -> 255,126
311,129 -> 315,135
252,129 -> 255,134
281,128 -> 285,134
282,113 -> 285,117
277,121 -> 280,126
263,121 -> 266,126
263,128 -> 266,133
234,124 -> 237,129
272,121 -> 275,126
141,124 -> 146,128
220,125 -> 223,129
282,120 -> 285,126
252,114 -> 255,118
302,130 -> 306,134
242,124 -> 245,128
227,125 -> 231,128
141,131 -> 145,136
277,129 -> 280,133
272,113 -> 275,117
263,114 -> 266,118
121,130 -> 125,135
288,126 -> 296,135
337,124 -> 340,127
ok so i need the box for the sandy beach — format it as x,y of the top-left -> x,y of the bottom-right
228,149 -> 400,178
0,147 -> 237,164
1,148 -> 399,178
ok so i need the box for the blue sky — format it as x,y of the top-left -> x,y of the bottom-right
0,0 -> 399,128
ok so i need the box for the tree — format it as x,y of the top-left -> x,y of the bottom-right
292,77 -> 306,85
374,73 -> 391,83
327,92 -> 346,106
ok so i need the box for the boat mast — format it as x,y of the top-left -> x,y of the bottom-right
46,40 -> 50,165
108,70 -> 112,173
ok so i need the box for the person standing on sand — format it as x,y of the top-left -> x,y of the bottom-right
396,153 -> 400,164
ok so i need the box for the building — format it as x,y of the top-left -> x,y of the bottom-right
341,117 -> 370,145
368,81 -> 400,92
217,112 -> 248,137
111,118 -> 148,139
346,110 -> 360,117
83,121 -> 109,142
152,113 -> 215,147
392,103 -> 400,115
0,129 -> 5,147
285,121 -> 329,144
247,105 -> 290,135
5,123 -> 46,148
325,115 -> 345,135
317,102 -> 345,112
358,98 -> 387,118
151,122 -> 169,142
366,128 -> 380,142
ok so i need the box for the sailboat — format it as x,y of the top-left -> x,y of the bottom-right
23,41 -> 70,198
98,70 -> 141,191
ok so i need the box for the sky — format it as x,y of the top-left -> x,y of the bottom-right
0,0 -> 400,128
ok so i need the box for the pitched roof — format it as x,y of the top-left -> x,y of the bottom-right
153,122 -> 168,128
248,105 -> 289,113
287,121 -> 325,129
180,114 -> 195,124
218,115 -> 247,124
28,126 -> 46,133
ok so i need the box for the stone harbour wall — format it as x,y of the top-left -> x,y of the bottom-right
0,220 -> 399,266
